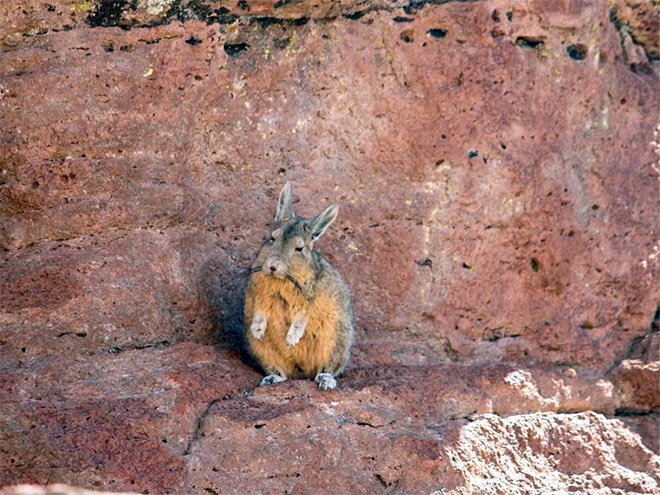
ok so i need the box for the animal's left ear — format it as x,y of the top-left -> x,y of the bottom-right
275,182 -> 294,223
310,204 -> 338,241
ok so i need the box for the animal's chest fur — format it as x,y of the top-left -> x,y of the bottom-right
250,275 -> 339,377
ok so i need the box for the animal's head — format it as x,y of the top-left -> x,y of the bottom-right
255,182 -> 338,280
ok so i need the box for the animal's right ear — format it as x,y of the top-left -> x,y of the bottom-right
274,182 -> 294,223
309,204 -> 338,241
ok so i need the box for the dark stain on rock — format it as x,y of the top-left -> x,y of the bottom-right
491,27 -> 505,38
274,0 -> 299,9
630,61 -> 654,76
216,8 -> 238,24
342,10 -> 368,20
516,36 -> 544,49
171,0 -> 213,23
393,16 -> 414,23
406,0 -> 477,11
254,16 -> 309,28
530,257 -> 540,272
224,42 -> 250,57
416,258 -> 433,268
427,28 -> 447,39
567,44 -> 587,61
237,0 -> 250,11
651,305 -> 660,333
400,30 -> 414,43
163,0 -> 235,25
375,473 -> 393,487
87,0 -> 130,28
274,37 -> 291,50
185,35 -> 202,46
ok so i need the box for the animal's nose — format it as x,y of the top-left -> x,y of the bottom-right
269,265 -> 277,272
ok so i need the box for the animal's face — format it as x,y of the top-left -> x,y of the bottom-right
257,219 -> 314,279
254,183 -> 338,280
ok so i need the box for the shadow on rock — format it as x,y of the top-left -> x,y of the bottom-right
200,256 -> 258,370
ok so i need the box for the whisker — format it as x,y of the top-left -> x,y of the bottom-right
229,266 -> 262,281
288,278 -> 321,318
285,272 -> 312,302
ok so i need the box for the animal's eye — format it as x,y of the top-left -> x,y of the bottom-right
270,236 -> 275,242
295,246 -> 303,252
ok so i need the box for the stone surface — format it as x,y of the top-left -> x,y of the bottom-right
0,485 -> 139,495
612,360 -> 660,414
2,346 -> 659,494
1,0 -> 659,493
612,0 -> 660,61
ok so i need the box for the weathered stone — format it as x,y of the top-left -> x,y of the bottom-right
612,360 -> 660,414
186,396 -> 658,495
612,0 -> 660,61
0,485 -> 139,495
1,0 -> 658,493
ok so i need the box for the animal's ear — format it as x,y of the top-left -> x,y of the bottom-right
310,204 -> 338,241
274,182 -> 294,223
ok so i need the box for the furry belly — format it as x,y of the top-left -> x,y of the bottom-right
248,276 -> 341,378
259,319 -> 337,379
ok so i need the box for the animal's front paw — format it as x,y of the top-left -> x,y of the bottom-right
250,314 -> 267,340
260,374 -> 287,386
314,372 -> 337,391
285,319 -> 306,347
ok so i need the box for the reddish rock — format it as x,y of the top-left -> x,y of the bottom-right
612,360 -> 660,413
612,0 -> 660,61
0,342 -> 260,491
1,0 -> 658,371
0,486 -> 139,495
0,0 -> 658,493
185,393 -> 657,495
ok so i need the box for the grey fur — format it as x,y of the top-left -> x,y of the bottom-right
274,182 -> 294,223
310,251 -> 354,378
245,184 -> 354,390
260,374 -> 287,386
314,372 -> 337,390
310,204 -> 338,240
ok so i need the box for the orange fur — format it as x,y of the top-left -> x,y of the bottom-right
244,183 -> 352,385
245,272 -> 340,379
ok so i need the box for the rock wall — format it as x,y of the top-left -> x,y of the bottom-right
1,0 -> 658,493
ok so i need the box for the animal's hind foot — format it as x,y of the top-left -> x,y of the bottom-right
259,374 -> 287,387
314,372 -> 337,391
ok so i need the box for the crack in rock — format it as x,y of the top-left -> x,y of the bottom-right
183,390 -> 252,456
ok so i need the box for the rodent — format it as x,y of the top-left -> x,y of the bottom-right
244,183 -> 354,390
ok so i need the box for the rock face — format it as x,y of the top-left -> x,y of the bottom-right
0,0 -> 658,493
0,485 -> 139,495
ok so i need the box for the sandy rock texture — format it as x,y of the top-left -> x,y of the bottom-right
1,0 -> 658,493
0,485 -> 139,495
